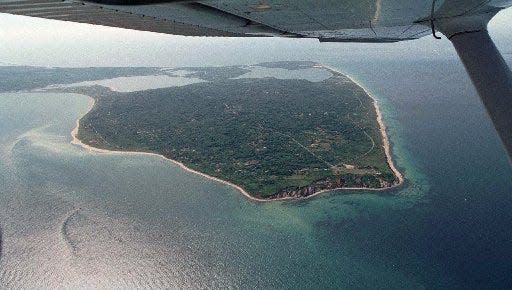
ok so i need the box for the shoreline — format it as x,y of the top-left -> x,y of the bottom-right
70,67 -> 403,202
321,65 -> 404,185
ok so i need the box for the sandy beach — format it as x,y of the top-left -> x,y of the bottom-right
344,73 -> 404,185
70,68 -> 404,202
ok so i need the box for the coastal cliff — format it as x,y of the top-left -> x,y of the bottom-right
256,176 -> 399,200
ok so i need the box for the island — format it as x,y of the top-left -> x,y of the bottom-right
61,61 -> 403,200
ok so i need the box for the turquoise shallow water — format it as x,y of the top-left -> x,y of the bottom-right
0,60 -> 511,289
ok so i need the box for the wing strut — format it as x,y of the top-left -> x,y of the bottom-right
438,15 -> 512,161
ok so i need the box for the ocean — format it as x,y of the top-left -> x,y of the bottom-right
0,58 -> 511,289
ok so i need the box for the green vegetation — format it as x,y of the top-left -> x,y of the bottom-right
0,66 -> 158,92
71,62 -> 398,198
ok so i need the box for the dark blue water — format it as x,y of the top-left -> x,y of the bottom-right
330,58 -> 512,288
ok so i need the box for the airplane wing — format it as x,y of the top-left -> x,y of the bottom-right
0,0 -> 506,42
1,0 -> 512,159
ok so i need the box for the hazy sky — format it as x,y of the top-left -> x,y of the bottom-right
0,8 -> 511,67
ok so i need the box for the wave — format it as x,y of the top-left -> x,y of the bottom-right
60,209 -> 80,254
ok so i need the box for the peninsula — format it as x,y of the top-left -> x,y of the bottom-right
64,62 -> 403,200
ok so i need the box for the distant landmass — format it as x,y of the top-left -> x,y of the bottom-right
0,66 -> 157,92
7,61 -> 403,199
